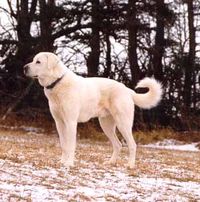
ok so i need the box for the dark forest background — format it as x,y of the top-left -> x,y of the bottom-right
0,0 -> 199,131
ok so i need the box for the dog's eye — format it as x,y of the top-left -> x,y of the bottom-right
36,61 -> 41,64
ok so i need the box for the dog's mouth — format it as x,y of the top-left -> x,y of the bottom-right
25,73 -> 38,79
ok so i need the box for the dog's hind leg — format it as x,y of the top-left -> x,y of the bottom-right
115,116 -> 136,169
110,97 -> 136,169
99,116 -> 122,165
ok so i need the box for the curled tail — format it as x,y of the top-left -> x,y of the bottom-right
131,77 -> 163,109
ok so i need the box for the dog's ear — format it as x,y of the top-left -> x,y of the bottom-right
46,53 -> 59,70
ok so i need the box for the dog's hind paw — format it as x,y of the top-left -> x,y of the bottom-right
103,159 -> 117,166
127,162 -> 135,169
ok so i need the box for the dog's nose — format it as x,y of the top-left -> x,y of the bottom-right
23,64 -> 29,75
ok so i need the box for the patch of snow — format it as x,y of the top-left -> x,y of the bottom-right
0,128 -> 200,202
142,139 -> 199,152
0,124 -> 44,134
0,159 -> 200,201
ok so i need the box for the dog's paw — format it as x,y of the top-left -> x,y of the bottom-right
127,162 -> 135,169
60,157 -> 74,168
62,161 -> 74,168
103,159 -> 117,166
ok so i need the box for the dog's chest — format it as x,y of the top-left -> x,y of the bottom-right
77,93 -> 110,122
45,90 -> 61,106
78,106 -> 109,122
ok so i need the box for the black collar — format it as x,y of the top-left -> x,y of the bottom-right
45,74 -> 65,90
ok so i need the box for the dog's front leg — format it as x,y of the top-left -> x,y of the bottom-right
55,120 -> 77,168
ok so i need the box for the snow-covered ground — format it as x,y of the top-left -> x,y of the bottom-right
0,128 -> 200,201
143,139 -> 199,152
0,158 -> 200,202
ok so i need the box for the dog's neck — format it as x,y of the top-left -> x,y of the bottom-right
45,74 -> 65,90
38,62 -> 75,88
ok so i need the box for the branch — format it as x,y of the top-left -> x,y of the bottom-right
0,39 -> 18,45
52,23 -> 92,40
7,0 -> 17,18
29,0 -> 38,20
0,6 -> 11,16
1,80 -> 34,121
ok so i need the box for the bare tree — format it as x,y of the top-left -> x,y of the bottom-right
127,0 -> 139,86
87,0 -> 100,76
152,0 -> 165,81
0,0 -> 199,129
4,0 -> 38,75
183,0 -> 196,108
39,0 -> 55,51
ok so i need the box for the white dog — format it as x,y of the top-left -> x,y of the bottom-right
24,52 -> 162,168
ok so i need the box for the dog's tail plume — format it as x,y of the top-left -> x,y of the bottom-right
131,77 -> 163,109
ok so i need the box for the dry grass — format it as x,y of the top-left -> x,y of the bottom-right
1,109 -> 199,143
0,126 -> 200,201
0,113 -> 200,201
78,121 -> 200,147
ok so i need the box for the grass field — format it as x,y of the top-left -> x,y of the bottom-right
0,124 -> 200,201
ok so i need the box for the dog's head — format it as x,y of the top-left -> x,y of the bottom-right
23,52 -> 65,87
24,52 -> 60,79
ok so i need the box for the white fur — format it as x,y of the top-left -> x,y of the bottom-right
25,52 -> 163,169
132,77 -> 163,109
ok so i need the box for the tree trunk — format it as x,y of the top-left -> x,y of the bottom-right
103,0 -> 112,78
104,34 -> 112,77
87,0 -> 100,76
183,0 -> 195,108
11,0 -> 37,75
39,0 -> 55,51
128,0 -> 139,86
152,0 -> 165,82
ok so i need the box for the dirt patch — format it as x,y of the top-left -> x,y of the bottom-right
0,128 -> 200,201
